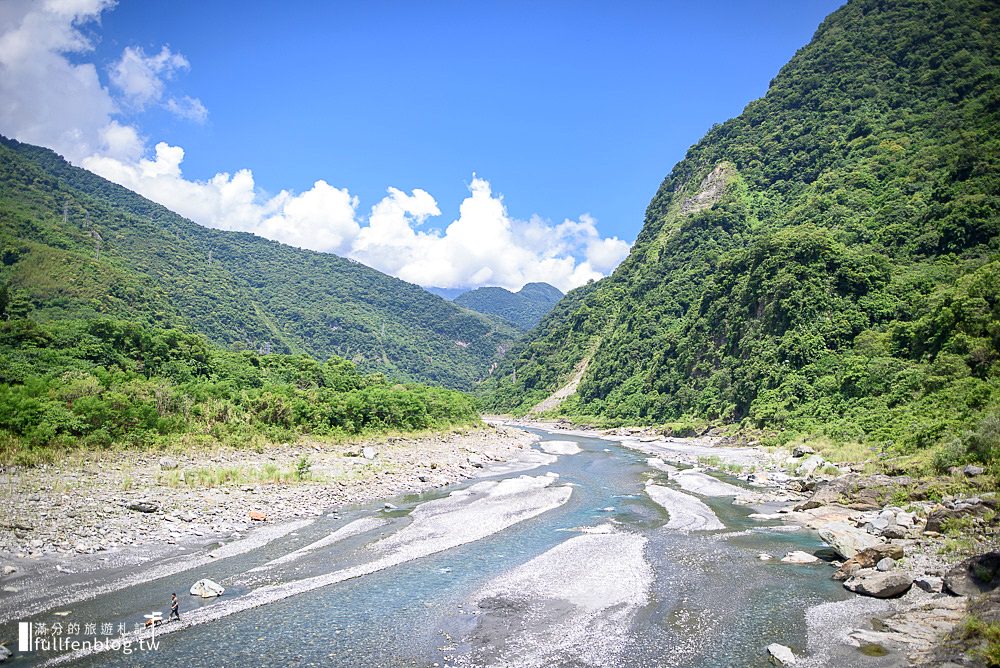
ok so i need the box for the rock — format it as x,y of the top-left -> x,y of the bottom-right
0,645 -> 10,662
418,475 -> 430,483
1,565 -> 16,576
781,551 -> 820,564
126,501 -> 159,513
248,510 -> 267,521
925,503 -> 990,533
766,643 -> 797,665
832,544 -> 904,580
876,558 -> 895,572
844,570 -> 913,598
759,553 -> 773,561
158,457 -> 179,470
383,503 -> 398,510
943,552 -> 1000,597
791,445 -> 815,458
177,511 -> 197,523
818,522 -> 883,559
795,455 -> 826,478
189,578 -> 225,598
467,455 -> 485,468
362,447 -> 377,460
963,464 -> 985,477
794,474 -> 915,511
915,576 -> 944,593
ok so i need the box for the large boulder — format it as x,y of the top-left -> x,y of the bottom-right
818,522 -> 883,559
795,454 -> 826,478
158,456 -> 179,470
766,643 -> 797,665
190,578 -> 225,598
943,552 -> 1000,597
832,544 -> 905,580
0,645 -> 11,663
781,551 -> 820,564
844,570 -> 913,598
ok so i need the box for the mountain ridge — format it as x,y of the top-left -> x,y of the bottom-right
483,0 -> 1000,466
0,136 -> 517,389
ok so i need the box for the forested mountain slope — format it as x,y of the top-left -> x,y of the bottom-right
0,138 -> 516,389
454,282 -> 563,330
484,0 -> 1000,463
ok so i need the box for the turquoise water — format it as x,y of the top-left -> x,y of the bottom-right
10,429 -> 864,667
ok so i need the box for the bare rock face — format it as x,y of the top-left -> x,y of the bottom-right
843,570 -> 913,598
943,552 -> 1000,597
925,500 -> 997,533
680,163 -> 732,214
794,474 -> 917,511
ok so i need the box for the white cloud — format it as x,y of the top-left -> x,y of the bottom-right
110,45 -> 188,108
0,1 -> 631,293
165,95 -> 208,123
0,0 -> 118,161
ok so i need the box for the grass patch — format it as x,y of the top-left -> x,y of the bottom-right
959,616 -> 1000,666
158,461 -> 320,488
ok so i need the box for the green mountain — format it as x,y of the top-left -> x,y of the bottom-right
0,137 -> 517,389
454,282 -> 564,331
484,0 -> 1000,465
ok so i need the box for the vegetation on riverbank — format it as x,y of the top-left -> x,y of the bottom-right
482,0 -> 1000,478
0,316 -> 479,466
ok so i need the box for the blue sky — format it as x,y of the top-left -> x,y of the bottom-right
1,0 -> 844,291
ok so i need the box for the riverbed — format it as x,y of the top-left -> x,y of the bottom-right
3,426 -> 888,667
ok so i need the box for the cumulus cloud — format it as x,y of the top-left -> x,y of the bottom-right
0,0 -> 118,161
0,1 -> 630,292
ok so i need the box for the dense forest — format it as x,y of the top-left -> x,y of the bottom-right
0,316 -> 478,464
454,282 -> 564,331
0,137 -> 517,391
483,0 -> 1000,472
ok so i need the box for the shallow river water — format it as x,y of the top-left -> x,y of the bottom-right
8,427 -> 900,667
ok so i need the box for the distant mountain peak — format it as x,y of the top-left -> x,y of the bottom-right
453,282 -> 563,331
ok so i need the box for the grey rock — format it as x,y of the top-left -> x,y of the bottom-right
362,447 -> 377,460
190,578 -> 225,598
383,503 -> 398,510
818,522 -> 883,559
1,565 -> 16,576
766,643 -> 797,665
844,570 -> 913,598
943,552 -> 1000,597
418,475 -> 430,483
963,464 -> 985,477
915,576 -> 944,593
876,558 -> 895,572
795,454 -> 825,478
158,457 -> 179,470
791,445 -> 815,458
0,645 -> 11,662
126,501 -> 159,513
781,551 -> 819,564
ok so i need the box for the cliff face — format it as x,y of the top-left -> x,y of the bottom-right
483,0 -> 1000,458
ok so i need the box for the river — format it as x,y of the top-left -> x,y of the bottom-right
11,426 -> 895,667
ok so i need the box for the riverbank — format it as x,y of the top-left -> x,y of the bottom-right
512,418 -> 1000,666
0,424 -> 536,613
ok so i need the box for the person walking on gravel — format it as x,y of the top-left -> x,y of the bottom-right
169,593 -> 180,622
